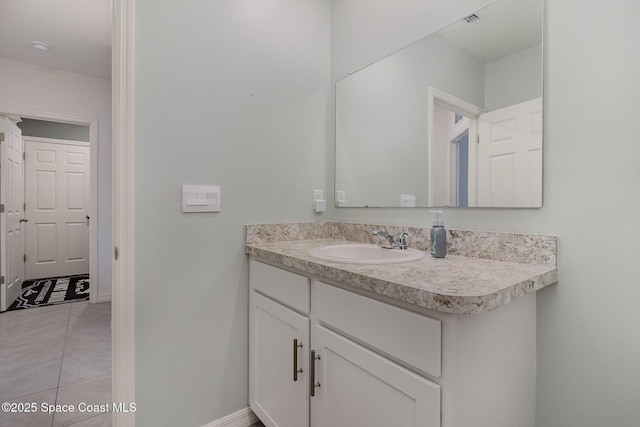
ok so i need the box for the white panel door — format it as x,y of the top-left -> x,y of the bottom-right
24,139 -> 90,279
0,116 -> 26,311
311,324 -> 441,427
250,291 -> 310,427
477,97 -> 542,207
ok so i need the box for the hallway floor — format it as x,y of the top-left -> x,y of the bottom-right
0,301 -> 112,426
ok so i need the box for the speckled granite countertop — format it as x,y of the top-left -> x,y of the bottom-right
245,223 -> 558,315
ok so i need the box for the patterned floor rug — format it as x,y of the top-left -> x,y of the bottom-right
7,274 -> 89,311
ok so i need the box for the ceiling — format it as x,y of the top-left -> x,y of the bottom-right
0,0 -> 539,81
0,0 -> 111,80
437,0 -> 542,63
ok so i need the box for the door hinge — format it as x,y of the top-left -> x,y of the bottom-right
23,152 -> 26,160
0,132 -> 5,142
476,134 -> 480,144
114,246 -> 119,261
23,203 -> 26,211
0,204 -> 4,213
0,276 -> 4,285
23,254 -> 27,263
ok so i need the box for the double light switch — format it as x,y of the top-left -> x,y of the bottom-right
182,185 -> 220,212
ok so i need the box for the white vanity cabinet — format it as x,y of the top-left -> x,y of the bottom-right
249,261 -> 310,427
246,223 -> 556,426
250,292 -> 309,427
249,258 -> 537,427
250,259 -> 441,427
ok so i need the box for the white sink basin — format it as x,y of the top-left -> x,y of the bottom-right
308,244 -> 425,265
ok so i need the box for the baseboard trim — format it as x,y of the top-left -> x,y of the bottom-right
96,293 -> 112,303
201,407 -> 259,427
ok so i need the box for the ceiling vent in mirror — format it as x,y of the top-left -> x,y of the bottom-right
463,14 -> 480,24
31,41 -> 51,51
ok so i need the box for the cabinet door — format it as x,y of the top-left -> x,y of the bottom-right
311,325 -> 440,427
250,291 -> 310,427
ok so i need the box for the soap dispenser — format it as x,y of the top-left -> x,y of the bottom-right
430,210 -> 446,258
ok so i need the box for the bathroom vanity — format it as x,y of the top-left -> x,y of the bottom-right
246,223 -> 557,427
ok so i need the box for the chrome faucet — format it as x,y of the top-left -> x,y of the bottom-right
372,229 -> 410,250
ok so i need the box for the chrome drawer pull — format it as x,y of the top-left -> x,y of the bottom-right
293,339 -> 303,381
310,350 -> 321,396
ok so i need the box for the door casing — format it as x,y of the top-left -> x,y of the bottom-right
112,0 -> 136,425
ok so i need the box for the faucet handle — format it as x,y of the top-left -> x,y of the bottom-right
372,229 -> 392,248
372,229 -> 390,240
393,231 -> 411,249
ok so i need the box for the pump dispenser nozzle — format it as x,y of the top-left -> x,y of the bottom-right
431,210 -> 444,227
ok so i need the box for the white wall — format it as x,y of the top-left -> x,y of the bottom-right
484,44 -> 543,111
0,57 -> 112,301
133,0 -> 330,425
331,0 -> 640,426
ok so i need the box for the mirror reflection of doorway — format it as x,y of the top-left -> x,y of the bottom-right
450,125 -> 470,207
431,99 -> 479,207
429,88 -> 542,207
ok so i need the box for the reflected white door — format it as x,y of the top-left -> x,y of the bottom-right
477,97 -> 542,207
0,116 -> 26,311
24,138 -> 90,279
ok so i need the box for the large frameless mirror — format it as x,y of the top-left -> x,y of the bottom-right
335,0 -> 543,208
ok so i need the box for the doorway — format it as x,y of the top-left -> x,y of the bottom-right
449,120 -> 470,208
428,88 -> 483,207
427,87 -> 542,208
0,114 -> 98,311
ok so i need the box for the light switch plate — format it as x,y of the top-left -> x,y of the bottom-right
182,185 -> 220,212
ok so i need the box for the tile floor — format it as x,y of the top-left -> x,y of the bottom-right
0,301 -> 112,427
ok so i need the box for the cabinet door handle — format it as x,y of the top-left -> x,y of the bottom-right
310,350 -> 321,397
293,339 -> 303,381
